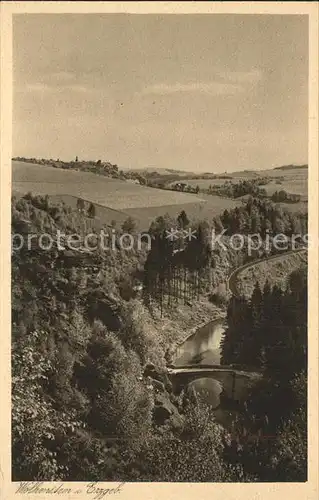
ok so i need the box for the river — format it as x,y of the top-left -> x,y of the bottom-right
171,315 -> 261,428
170,251 -> 305,412
173,318 -> 226,367
173,318 -> 226,409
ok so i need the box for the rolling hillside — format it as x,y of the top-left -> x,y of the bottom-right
12,161 -> 207,210
12,161 -> 243,230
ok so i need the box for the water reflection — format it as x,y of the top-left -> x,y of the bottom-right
174,319 -> 225,367
187,378 -> 223,409
173,318 -> 258,428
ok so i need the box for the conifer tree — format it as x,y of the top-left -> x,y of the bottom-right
88,202 -> 96,218
177,210 -> 190,229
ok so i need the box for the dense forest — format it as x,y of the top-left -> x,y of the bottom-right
143,216 -> 212,315
220,197 -> 307,237
222,271 -> 307,372
208,178 -> 269,199
12,193 -> 307,481
221,270 -> 307,480
271,190 -> 302,203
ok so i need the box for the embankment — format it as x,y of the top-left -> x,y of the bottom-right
229,249 -> 307,298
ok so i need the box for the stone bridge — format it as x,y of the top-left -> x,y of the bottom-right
168,365 -> 262,404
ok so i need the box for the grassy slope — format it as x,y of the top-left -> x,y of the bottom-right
12,161 -> 207,210
181,167 -> 308,198
12,162 -> 308,230
126,196 -> 242,230
13,161 -> 241,231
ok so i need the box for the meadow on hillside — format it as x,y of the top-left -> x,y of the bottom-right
243,167 -> 308,197
12,161 -> 243,230
182,167 -> 308,198
12,161 -> 308,231
170,178 -> 229,189
12,161 -> 206,210
126,196 -> 242,230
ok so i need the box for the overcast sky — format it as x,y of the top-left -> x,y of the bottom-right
13,14 -> 308,172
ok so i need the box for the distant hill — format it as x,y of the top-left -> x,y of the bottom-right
128,167 -> 194,177
274,164 -> 308,170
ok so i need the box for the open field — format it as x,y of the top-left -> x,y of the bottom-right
13,191 -> 242,232
170,178 -> 230,189
12,161 -> 207,210
240,167 -> 308,197
126,196 -> 242,230
257,167 -> 308,178
126,167 -> 193,177
181,166 -> 308,200
263,178 -> 308,197
12,162 -> 308,231
12,161 -> 243,231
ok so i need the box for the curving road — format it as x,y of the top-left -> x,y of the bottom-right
168,247 -> 307,388
169,248 -> 307,380
227,248 -> 307,298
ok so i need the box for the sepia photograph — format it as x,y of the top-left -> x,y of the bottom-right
1,2 -> 318,497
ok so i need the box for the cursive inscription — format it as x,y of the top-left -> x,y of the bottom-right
15,482 -> 125,499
